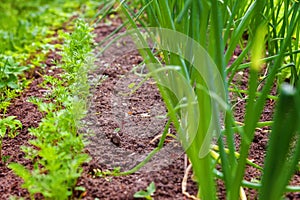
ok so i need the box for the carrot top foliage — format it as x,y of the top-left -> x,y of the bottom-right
1,1 -> 98,199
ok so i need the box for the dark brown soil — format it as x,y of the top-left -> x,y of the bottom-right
1,15 -> 300,200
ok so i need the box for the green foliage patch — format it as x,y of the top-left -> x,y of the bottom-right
8,19 -> 94,199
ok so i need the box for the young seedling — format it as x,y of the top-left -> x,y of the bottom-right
134,182 -> 156,200
0,88 -> 19,115
92,166 -> 121,178
0,116 -> 22,161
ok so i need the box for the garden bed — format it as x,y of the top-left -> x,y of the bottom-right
1,1 -> 300,200
1,14 -> 299,200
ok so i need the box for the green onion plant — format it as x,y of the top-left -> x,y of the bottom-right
112,0 -> 300,199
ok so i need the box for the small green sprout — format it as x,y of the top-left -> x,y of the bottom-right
128,82 -> 136,89
92,167 -> 121,178
114,127 -> 121,133
134,182 -> 156,200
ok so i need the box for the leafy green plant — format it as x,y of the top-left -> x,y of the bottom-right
60,19 -> 95,74
0,116 -> 22,161
0,88 -> 19,115
0,0 -> 99,53
0,0 -> 101,111
9,109 -> 90,199
134,182 -> 156,200
0,56 -> 28,89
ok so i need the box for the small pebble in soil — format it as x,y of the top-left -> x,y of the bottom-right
111,133 -> 121,146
